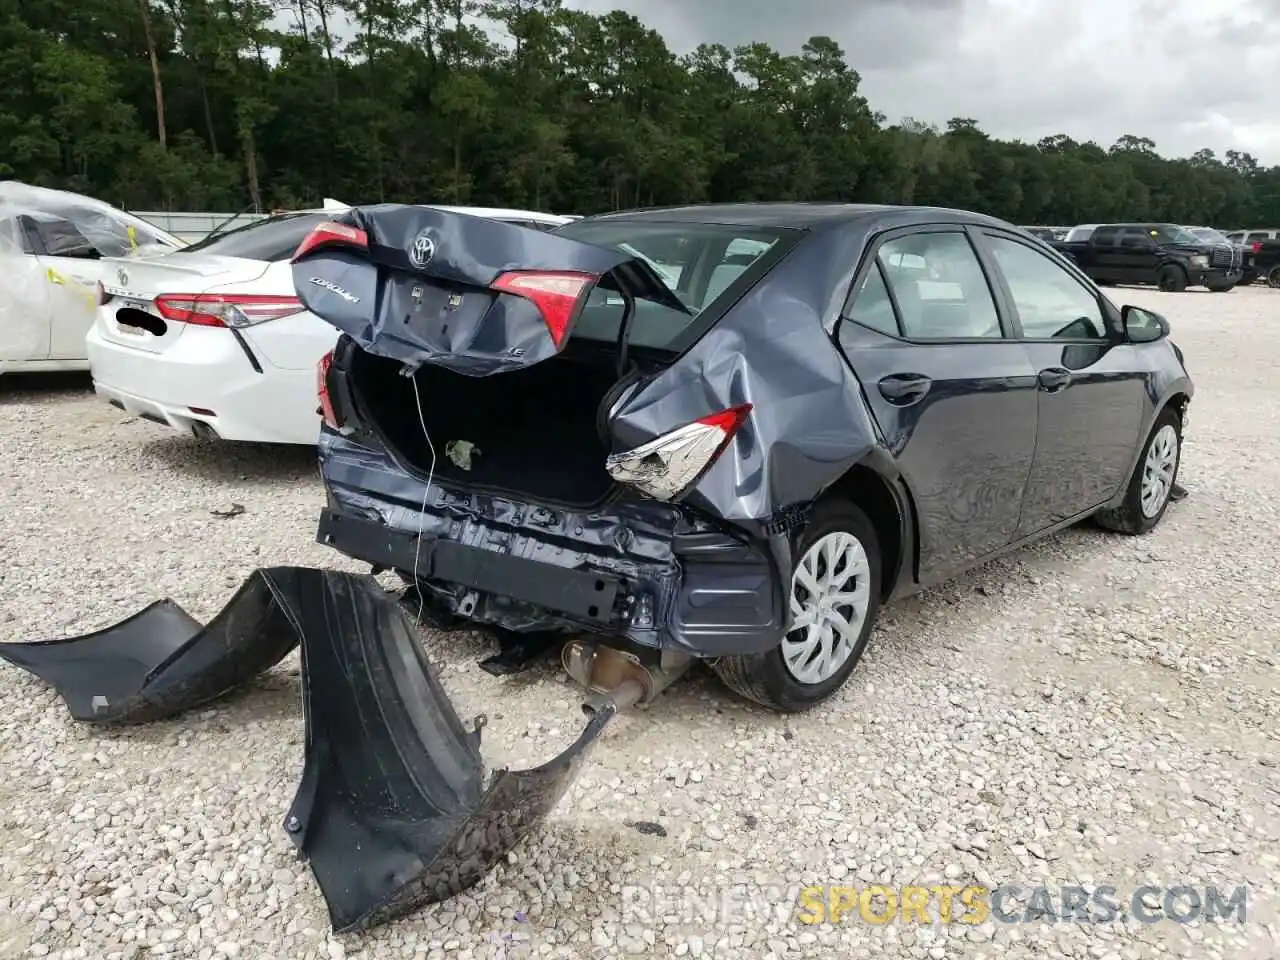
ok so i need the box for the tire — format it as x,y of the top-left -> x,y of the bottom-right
712,500 -> 883,713
1267,266 -> 1280,289
1157,265 -> 1187,292
1094,406 -> 1182,535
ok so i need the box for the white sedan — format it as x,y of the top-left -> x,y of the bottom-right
87,205 -> 574,445
0,183 -> 184,374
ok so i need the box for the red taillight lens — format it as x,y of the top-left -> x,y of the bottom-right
153,294 -> 303,328
490,270 -> 597,347
604,404 -> 752,501
317,349 -> 339,429
1252,242 -> 1263,253
292,221 -> 369,261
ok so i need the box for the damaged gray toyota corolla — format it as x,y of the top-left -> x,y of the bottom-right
298,202 -> 1194,713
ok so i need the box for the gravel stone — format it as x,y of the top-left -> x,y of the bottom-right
1,287 -> 1278,958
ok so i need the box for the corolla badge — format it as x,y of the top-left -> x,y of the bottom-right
409,231 -> 436,269
309,277 -> 359,303
117,268 -> 129,286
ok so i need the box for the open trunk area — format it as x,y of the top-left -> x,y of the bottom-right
351,349 -> 624,507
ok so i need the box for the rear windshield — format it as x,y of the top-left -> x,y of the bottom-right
552,219 -> 794,351
177,212 -> 327,261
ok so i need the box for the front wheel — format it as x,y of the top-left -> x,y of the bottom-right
1094,407 -> 1182,535
713,501 -> 882,712
1268,266 -> 1280,289
1157,265 -> 1187,292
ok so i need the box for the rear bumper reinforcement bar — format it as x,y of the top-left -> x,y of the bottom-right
316,508 -> 623,625
0,566 -> 612,933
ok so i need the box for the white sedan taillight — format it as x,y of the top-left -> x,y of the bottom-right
605,404 -> 752,501
153,293 -> 303,328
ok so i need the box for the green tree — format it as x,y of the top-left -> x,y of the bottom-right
1,0 -> 1278,228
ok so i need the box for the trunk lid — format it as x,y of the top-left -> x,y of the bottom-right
98,252 -> 274,352
290,204 -> 688,376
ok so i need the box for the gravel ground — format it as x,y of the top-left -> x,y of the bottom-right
1,285 -> 1278,960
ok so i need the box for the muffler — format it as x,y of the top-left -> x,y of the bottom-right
561,638 -> 691,710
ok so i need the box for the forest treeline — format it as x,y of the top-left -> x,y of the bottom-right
3,0 -> 1278,226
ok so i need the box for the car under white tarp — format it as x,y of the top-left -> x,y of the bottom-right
0,182 -> 183,371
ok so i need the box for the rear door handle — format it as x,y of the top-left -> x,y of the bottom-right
878,373 -> 932,405
1038,367 -> 1072,392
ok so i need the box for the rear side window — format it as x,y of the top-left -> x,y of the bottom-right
1247,231 -> 1270,241
1091,226 -> 1120,245
873,232 -> 1002,339
33,218 -> 103,258
177,213 -> 327,261
843,264 -> 899,338
552,220 -> 795,351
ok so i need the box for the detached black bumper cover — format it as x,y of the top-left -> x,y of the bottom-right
0,566 -> 611,933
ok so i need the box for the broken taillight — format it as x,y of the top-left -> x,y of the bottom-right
153,293 -> 303,328
490,270 -> 597,347
605,404 -> 752,501
292,221 -> 369,261
316,349 -> 339,429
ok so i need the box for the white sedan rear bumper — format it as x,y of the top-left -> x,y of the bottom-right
87,321 -> 327,445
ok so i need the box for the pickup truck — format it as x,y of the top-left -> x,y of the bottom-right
1247,238 -> 1280,287
1049,222 -> 1243,292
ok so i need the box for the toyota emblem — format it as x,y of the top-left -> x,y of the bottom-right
117,268 -> 129,287
409,231 -> 436,269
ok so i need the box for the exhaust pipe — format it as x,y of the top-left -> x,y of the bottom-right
561,638 -> 690,711
191,420 -> 219,441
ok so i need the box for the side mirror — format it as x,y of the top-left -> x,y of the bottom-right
1122,304 -> 1169,343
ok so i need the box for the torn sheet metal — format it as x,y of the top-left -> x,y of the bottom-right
0,182 -> 183,367
0,565 -> 609,932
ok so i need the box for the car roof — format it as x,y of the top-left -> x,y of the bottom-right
1094,222 -> 1178,230
289,205 -> 571,224
577,202 -> 1015,231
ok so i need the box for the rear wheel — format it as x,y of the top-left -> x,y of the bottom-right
1094,406 -> 1182,535
1157,265 -> 1187,292
1267,266 -> 1280,289
713,501 -> 882,712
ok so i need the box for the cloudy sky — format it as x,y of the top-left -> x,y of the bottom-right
564,0 -> 1280,164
